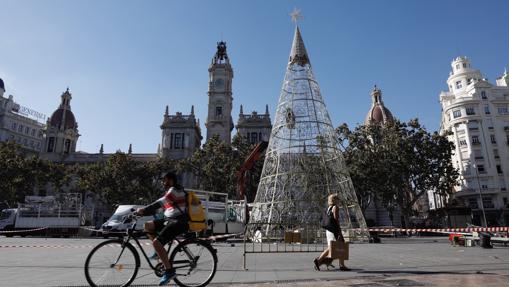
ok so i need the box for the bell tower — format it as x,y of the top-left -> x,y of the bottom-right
205,41 -> 234,144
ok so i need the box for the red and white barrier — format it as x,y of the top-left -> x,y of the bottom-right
354,226 -> 509,233
0,227 -> 48,234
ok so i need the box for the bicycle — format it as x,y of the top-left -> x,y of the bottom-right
84,212 -> 218,287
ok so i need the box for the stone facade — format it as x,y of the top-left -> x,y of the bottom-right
42,88 -> 80,161
0,78 -> 45,154
436,56 -> 509,226
205,42 -> 234,144
160,105 -> 201,160
236,105 -> 272,145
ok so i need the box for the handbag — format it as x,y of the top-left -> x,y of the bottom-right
320,205 -> 339,235
329,240 -> 349,260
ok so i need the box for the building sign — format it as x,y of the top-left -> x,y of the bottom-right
12,104 -> 47,121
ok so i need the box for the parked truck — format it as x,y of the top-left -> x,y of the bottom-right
0,194 -> 83,237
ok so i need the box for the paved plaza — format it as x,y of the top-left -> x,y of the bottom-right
0,236 -> 508,286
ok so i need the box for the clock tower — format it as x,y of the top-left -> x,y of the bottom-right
205,41 -> 234,144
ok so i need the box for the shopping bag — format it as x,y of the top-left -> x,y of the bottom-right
329,240 -> 349,260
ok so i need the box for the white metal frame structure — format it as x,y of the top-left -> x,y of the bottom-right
248,26 -> 369,241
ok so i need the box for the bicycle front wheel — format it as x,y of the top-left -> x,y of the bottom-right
84,239 -> 140,287
170,239 -> 218,287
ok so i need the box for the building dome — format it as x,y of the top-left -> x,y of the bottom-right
49,108 -> 77,130
48,88 -> 77,130
365,86 -> 394,125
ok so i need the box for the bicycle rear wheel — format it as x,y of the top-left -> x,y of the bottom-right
84,239 -> 140,287
170,239 -> 217,287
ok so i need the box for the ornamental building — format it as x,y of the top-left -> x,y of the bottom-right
236,104 -> 272,145
363,86 -> 403,227
1,41 -> 272,189
438,56 -> 509,226
0,78 -> 46,154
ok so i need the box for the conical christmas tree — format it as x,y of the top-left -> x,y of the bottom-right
249,26 -> 369,240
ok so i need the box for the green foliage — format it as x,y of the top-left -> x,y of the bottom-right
74,153 -> 179,206
0,135 -> 264,209
337,119 -> 459,225
0,141 -> 67,206
181,134 -> 262,201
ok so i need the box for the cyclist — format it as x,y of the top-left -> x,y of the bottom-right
136,172 -> 188,286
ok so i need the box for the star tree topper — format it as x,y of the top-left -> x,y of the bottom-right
290,8 -> 303,24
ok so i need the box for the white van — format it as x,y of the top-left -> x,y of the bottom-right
101,205 -> 153,237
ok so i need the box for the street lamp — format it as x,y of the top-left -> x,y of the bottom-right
472,163 -> 488,227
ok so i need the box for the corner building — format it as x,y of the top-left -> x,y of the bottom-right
0,78 -> 45,154
439,56 -> 509,226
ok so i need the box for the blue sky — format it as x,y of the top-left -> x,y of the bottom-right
1,0 -> 508,153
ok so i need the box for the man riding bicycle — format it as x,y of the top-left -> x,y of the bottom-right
136,172 -> 188,286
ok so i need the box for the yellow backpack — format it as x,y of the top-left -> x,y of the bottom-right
185,191 -> 207,232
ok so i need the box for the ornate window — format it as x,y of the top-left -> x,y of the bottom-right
481,91 -> 487,99
472,136 -> 480,145
174,133 -> 181,149
47,137 -> 55,152
250,132 -> 258,144
453,110 -> 461,118
466,107 -> 475,115
215,106 -> 223,117
485,105 -> 490,114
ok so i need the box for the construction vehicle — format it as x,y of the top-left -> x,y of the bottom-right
0,194 -> 83,237
235,141 -> 269,224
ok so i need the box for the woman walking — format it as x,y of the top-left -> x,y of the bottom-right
314,194 -> 350,271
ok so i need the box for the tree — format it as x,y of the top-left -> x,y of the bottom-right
181,134 -> 262,200
74,152 -> 179,207
0,141 -> 67,206
337,119 -> 459,226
